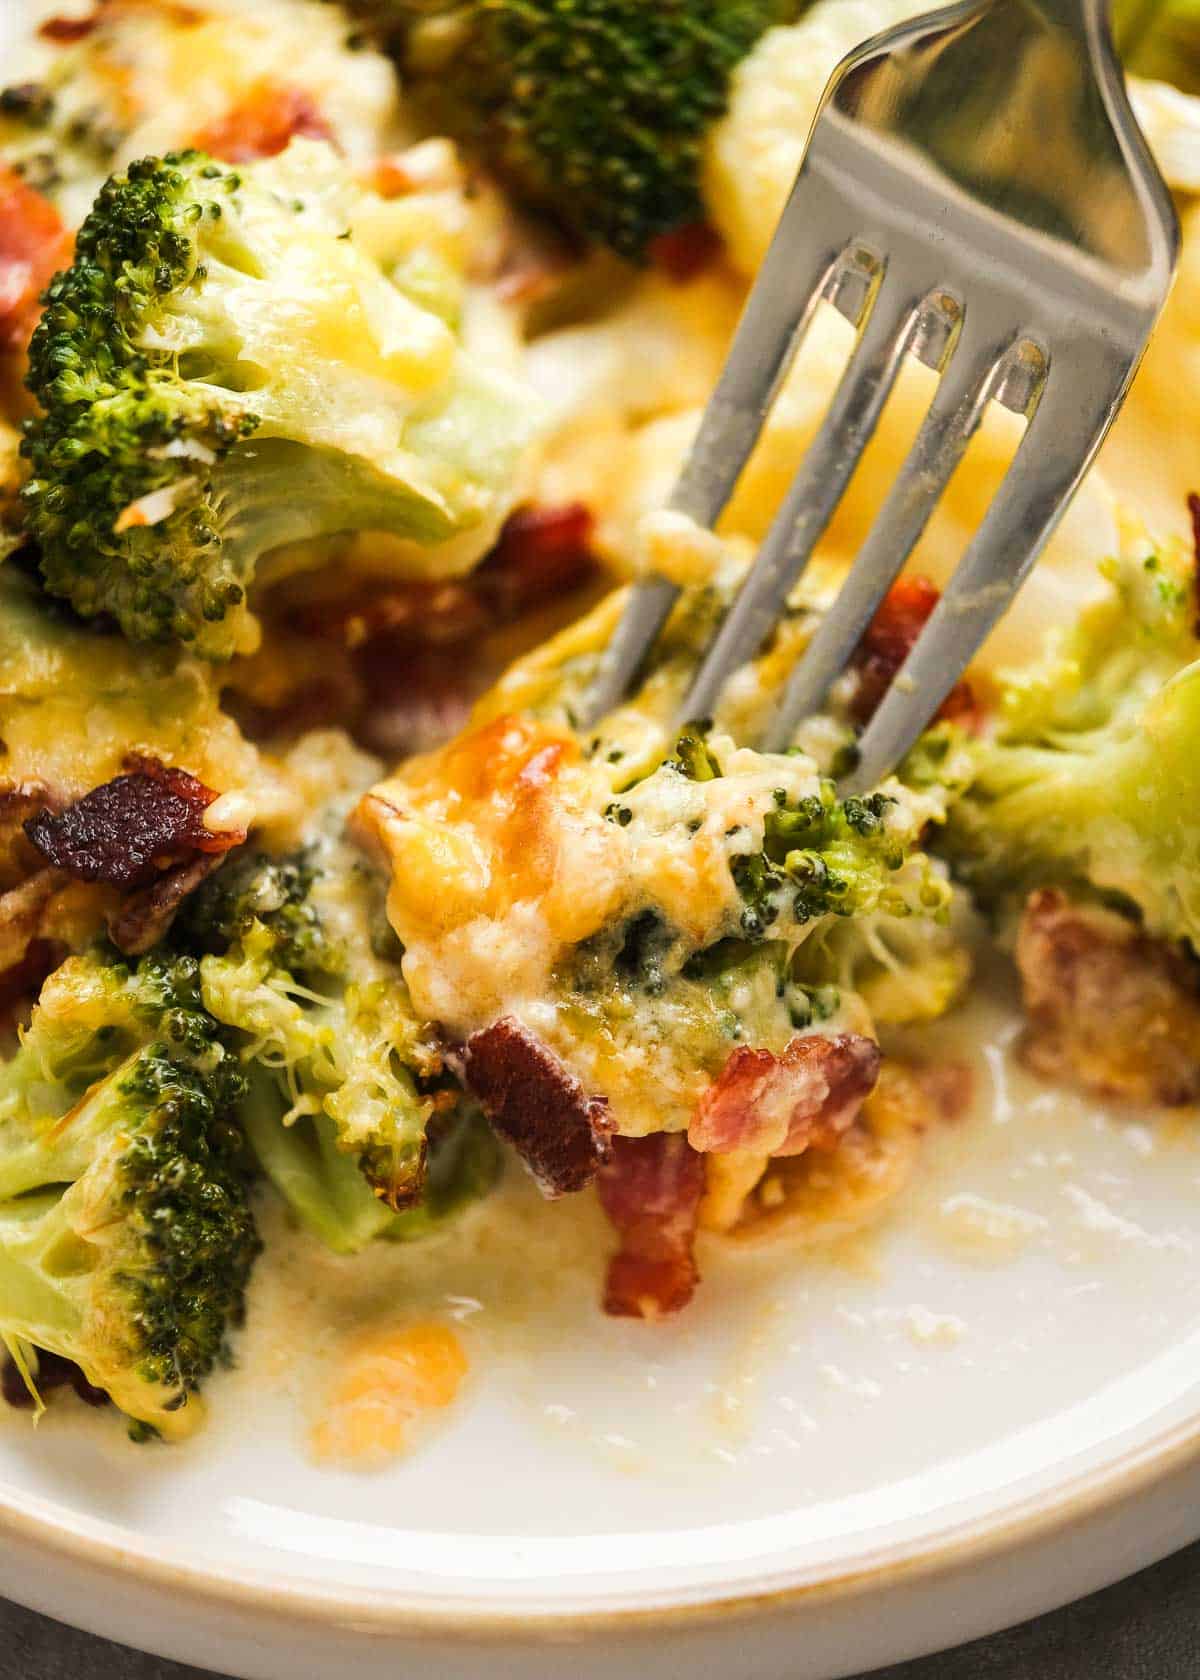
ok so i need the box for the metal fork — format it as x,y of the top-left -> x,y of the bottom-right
582,0 -> 1178,791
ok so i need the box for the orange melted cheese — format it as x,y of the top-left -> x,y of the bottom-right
356,714 -> 626,1032
310,1322 -> 468,1468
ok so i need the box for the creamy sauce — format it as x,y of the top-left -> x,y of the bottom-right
211,950 -> 1200,1478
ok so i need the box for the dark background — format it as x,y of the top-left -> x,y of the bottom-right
4,1542 -> 1200,1679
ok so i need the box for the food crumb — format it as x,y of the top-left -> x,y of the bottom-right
904,1304 -> 966,1347
934,1192 -> 1047,1263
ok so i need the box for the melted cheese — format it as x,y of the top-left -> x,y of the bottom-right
310,1321 -> 468,1468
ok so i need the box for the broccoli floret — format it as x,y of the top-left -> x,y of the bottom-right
555,730 -> 953,1112
731,782 -> 934,936
360,0 -> 798,260
0,951 -> 258,1438
240,1070 -> 500,1254
935,534 -> 1200,949
174,843 -> 444,1224
21,139 -> 538,657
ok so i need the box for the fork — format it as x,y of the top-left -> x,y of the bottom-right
582,0 -> 1179,791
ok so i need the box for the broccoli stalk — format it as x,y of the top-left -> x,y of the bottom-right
937,535 -> 1200,949
359,0 -> 800,261
22,141 -> 538,656
0,952 -> 258,1438
241,1068 -> 501,1255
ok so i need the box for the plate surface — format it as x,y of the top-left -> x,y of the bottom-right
5,979 -> 1200,1680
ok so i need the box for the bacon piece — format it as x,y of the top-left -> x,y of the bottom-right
284,503 -> 598,649
0,936 -> 66,1019
1,1348 -> 108,1410
464,1017 -> 613,1196
24,757 -> 244,890
597,1133 -> 706,1319
689,1033 -> 881,1157
106,851 -> 229,956
483,502 -> 597,610
192,81 -> 335,163
1016,888 -> 1200,1106
353,646 -> 479,761
648,222 -> 724,283
850,576 -> 978,728
0,165 -> 72,352
266,502 -> 598,758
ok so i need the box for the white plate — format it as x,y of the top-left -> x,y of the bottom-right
5,979 -> 1200,1680
4,7 -> 1200,1672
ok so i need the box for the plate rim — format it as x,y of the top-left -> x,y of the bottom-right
2,1395 -> 1199,1638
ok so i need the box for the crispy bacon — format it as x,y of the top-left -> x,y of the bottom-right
597,1133 -> 706,1319
464,1017 -> 613,1196
263,502 -> 598,758
1,1348 -> 108,1410
192,81 -> 335,163
0,165 -> 72,352
285,503 -> 598,650
647,222 -> 724,283
689,1033 -> 881,1157
485,502 -> 597,609
0,936 -> 66,1019
106,851 -> 229,956
24,756 -> 244,890
353,646 -> 479,760
850,576 -> 978,728
1016,888 -> 1200,1106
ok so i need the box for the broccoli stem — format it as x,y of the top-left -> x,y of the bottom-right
239,1067 -> 397,1253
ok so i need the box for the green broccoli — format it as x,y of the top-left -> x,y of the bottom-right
173,842 -> 450,1227
240,1070 -> 500,1254
357,0 -> 799,261
730,784 -> 937,937
1115,0 -> 1200,90
934,534 -> 1200,949
0,950 -> 259,1439
21,139 -> 537,657
560,729 -> 952,1102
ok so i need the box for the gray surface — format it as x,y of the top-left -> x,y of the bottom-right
2,1544 -> 1199,1679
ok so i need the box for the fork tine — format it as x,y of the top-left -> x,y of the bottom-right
842,358 -> 1128,793
676,265 -> 923,727
763,325 -> 1017,752
580,186 -> 859,727
580,573 -> 680,729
